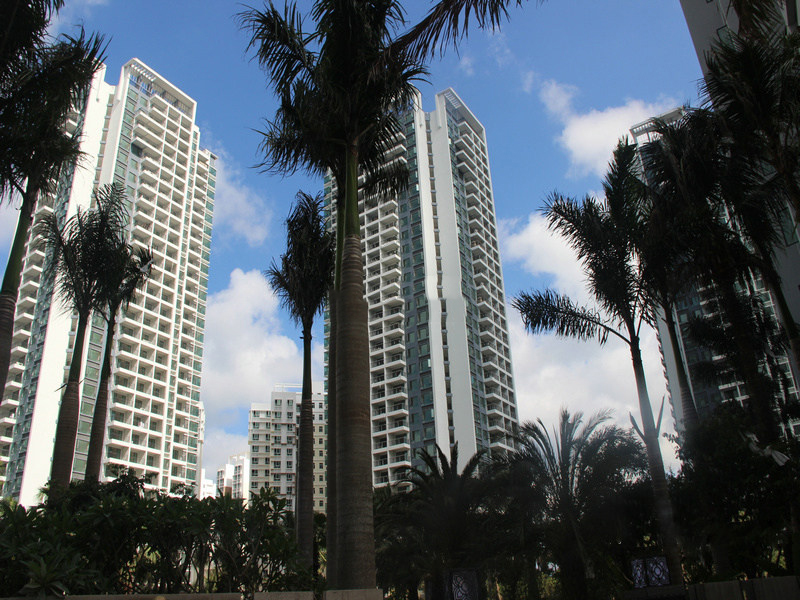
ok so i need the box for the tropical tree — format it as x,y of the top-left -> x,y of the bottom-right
641,110 -> 791,442
265,191 -> 334,570
402,444 -> 500,600
509,410 -> 646,599
696,10 -> 800,387
85,185 -> 152,482
0,26 -> 104,405
35,186 -> 127,487
512,141 -> 683,583
241,1 -> 532,587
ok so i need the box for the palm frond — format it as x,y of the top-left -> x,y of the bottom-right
512,289 -> 626,345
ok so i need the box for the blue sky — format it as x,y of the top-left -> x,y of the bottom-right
3,1 -> 705,474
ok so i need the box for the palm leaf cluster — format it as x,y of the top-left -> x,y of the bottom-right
375,416 -> 648,600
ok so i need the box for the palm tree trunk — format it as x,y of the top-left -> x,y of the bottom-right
663,306 -> 699,430
334,144 -> 376,589
85,309 -> 117,481
630,335 -> 683,585
0,183 -> 39,406
296,326 -> 315,569
335,235 -> 375,589
50,309 -> 89,487
327,290 -> 339,588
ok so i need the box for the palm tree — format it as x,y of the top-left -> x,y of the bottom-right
641,111 -> 790,442
702,10 -> 800,225
85,186 -> 152,482
265,191 -> 334,570
510,409 -> 645,599
401,444 -> 499,600
241,1 -> 535,586
636,111 -> 732,430
512,141 -> 683,583
0,29 -> 104,406
36,186 -> 127,487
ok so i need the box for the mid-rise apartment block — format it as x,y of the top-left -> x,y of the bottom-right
0,59 -> 215,505
324,88 -> 518,488
249,383 -> 327,511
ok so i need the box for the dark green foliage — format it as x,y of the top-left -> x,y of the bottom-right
0,474 -> 310,597
672,405 -> 799,581
508,410 -> 649,599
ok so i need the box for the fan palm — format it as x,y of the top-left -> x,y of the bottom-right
264,191 -> 334,570
510,409 -> 645,599
0,29 -> 104,406
85,187 -> 152,482
36,185 -> 127,487
512,141 -> 683,583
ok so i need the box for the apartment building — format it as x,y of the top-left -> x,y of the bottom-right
0,58 -> 215,505
324,88 -> 518,488
249,383 -> 327,511
216,453 -> 249,499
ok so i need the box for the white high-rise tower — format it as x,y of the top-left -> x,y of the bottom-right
0,59 -> 215,505
325,88 -> 518,488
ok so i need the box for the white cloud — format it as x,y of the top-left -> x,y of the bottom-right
488,31 -> 514,67
49,0 -> 109,36
521,70 -> 536,94
500,213 -> 588,303
200,269 -> 306,470
538,79 -> 677,178
210,152 -> 273,248
458,56 -> 475,77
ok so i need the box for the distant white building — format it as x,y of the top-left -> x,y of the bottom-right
199,468 -> 215,499
249,383 -> 327,512
216,453 -> 249,500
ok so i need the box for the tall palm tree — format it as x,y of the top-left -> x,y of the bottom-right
510,409 -> 645,599
0,29 -> 104,406
86,186 -> 152,481
241,1 -> 535,586
36,186 -> 127,487
512,141 -> 683,583
265,191 -> 334,570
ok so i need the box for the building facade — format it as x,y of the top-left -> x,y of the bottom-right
249,383 -> 327,511
0,59 -> 215,505
324,88 -> 518,488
